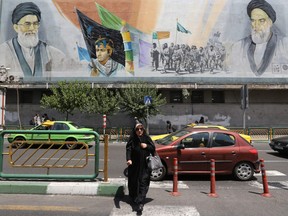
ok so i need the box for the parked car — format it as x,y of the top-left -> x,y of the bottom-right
7,121 -> 95,149
151,124 -> 252,143
151,127 -> 259,181
269,136 -> 288,154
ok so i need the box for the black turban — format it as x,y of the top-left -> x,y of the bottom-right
12,2 -> 41,24
247,0 -> 276,23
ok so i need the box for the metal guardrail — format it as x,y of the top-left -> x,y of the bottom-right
96,127 -> 288,142
97,126 -> 288,142
8,141 -> 89,168
271,128 -> 288,139
0,130 -> 100,180
246,127 -> 270,141
3,126 -> 288,143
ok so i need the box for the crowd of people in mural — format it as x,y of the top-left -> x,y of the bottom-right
150,39 -> 226,75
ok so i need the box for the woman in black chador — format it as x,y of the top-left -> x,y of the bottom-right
126,120 -> 155,213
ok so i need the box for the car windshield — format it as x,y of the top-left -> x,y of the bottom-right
155,128 -> 191,145
70,122 -> 81,129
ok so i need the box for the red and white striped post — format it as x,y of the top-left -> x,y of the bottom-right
260,159 -> 271,197
208,159 -> 218,198
170,157 -> 180,196
103,114 -> 106,136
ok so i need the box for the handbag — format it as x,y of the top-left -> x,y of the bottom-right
146,152 -> 163,171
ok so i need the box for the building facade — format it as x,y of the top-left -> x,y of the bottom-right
1,0 -> 288,133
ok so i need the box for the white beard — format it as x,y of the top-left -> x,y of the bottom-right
17,31 -> 39,48
251,26 -> 271,44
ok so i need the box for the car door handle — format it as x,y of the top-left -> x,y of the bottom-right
231,151 -> 236,155
201,152 -> 206,155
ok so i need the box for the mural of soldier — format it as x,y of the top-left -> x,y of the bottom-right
0,2 -> 66,78
162,43 -> 170,72
90,37 -> 126,77
207,45 -> 217,73
229,0 -> 288,76
151,42 -> 160,71
172,44 -> 183,74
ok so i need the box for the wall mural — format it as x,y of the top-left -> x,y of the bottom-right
0,0 -> 288,84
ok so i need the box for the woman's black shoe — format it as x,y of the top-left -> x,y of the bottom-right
137,204 -> 144,212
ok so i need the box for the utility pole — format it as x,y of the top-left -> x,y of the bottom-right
240,84 -> 249,130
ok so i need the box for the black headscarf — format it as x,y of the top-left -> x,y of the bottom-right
247,0 -> 276,23
12,2 -> 41,24
128,119 -> 153,145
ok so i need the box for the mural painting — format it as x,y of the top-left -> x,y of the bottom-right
0,0 -> 287,83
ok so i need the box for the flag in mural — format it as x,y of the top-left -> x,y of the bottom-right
152,31 -> 170,40
177,22 -> 191,34
95,3 -> 154,64
75,8 -> 125,66
139,39 -> 152,67
76,43 -> 90,62
96,3 -> 146,36
95,3 -> 122,31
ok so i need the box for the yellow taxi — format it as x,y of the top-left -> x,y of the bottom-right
151,124 -> 252,143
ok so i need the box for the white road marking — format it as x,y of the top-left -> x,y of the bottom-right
109,205 -> 200,216
254,170 -> 286,176
262,160 -> 288,163
108,178 -> 189,189
249,181 -> 288,189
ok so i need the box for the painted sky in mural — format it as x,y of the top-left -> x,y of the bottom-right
0,0 -> 288,83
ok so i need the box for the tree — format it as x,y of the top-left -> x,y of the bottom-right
40,81 -> 91,120
85,87 -> 121,115
119,81 -> 166,124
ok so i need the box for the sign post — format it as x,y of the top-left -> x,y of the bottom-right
144,96 -> 152,134
0,88 -> 6,129
103,114 -> 106,137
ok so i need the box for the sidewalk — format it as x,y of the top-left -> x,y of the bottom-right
0,178 -> 126,197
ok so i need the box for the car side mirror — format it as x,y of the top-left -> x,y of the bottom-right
177,143 -> 185,150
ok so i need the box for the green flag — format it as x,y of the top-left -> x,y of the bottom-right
96,3 -> 122,30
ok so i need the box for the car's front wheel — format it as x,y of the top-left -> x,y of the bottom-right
65,138 -> 77,150
233,162 -> 254,181
150,165 -> 167,181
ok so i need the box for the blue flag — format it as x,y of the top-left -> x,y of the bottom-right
177,22 -> 191,34
77,44 -> 90,62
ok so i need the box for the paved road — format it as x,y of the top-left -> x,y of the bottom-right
1,141 -> 288,216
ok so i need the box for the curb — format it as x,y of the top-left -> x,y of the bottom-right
0,180 -> 125,197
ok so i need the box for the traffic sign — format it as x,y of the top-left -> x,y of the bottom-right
144,96 -> 152,106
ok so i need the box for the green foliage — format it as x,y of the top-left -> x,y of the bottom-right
40,81 -> 91,120
119,81 -> 166,122
86,88 -> 121,115
40,81 -> 166,124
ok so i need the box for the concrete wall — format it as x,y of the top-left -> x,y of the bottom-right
5,101 -> 288,134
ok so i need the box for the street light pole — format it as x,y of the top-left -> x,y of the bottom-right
146,106 -> 149,134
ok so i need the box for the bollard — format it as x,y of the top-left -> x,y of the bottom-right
170,157 -> 180,196
103,134 -> 109,182
260,159 -> 271,197
208,159 -> 218,198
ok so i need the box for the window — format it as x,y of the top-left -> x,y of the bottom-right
212,91 -> 224,103
191,90 -> 204,103
181,132 -> 209,148
212,133 -> 235,147
52,123 -> 69,130
170,91 -> 183,103
20,90 -> 33,103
